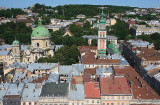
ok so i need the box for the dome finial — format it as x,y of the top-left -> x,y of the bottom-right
38,17 -> 43,26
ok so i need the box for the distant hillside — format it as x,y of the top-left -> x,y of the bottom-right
31,4 -> 136,19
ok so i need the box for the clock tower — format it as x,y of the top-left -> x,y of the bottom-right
97,10 -> 107,56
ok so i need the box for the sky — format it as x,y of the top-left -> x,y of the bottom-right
0,0 -> 160,8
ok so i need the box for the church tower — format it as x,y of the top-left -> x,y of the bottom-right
30,18 -> 52,62
12,39 -> 21,62
31,18 -> 51,50
97,10 -> 107,56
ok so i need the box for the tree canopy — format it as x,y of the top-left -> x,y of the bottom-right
109,19 -> 129,40
138,33 -> 160,50
0,8 -> 26,18
0,22 -> 32,44
37,45 -> 80,65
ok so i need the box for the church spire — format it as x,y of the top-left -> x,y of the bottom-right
99,9 -> 106,24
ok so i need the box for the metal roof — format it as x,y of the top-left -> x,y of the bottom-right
59,66 -> 72,83
72,64 -> 84,76
0,83 -> 10,100
1,45 -> 12,49
128,40 -> 150,47
6,83 -> 25,95
40,82 -> 69,97
144,64 -> 156,71
153,72 -> 160,82
21,83 -> 42,101
13,71 -> 27,82
59,65 -> 72,74
96,67 -> 113,77
46,73 -> 59,83
0,50 -> 10,56
69,84 -> 85,100
82,35 -> 117,40
27,63 -> 58,72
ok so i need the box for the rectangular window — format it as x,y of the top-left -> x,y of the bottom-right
122,96 -> 125,99
118,96 -> 120,99
86,100 -> 89,103
107,96 -> 110,99
97,100 -> 100,103
92,100 -> 94,103
111,96 -> 114,100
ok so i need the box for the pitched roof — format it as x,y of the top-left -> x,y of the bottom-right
100,77 -> 131,95
40,82 -> 69,97
69,84 -> 85,100
85,82 -> 101,99
114,66 -> 160,99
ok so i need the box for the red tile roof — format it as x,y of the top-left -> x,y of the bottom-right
79,46 -> 120,64
114,66 -> 160,99
71,76 -> 83,84
85,82 -> 101,99
78,46 -> 97,54
127,20 -> 136,24
100,77 -> 131,95
84,68 -> 96,75
83,68 -> 97,82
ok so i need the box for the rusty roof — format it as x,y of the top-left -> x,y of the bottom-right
100,77 -> 131,95
114,66 -> 160,99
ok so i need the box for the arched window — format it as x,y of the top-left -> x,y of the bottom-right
46,42 -> 47,46
37,43 -> 39,47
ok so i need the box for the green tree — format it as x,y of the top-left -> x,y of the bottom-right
91,39 -> 97,46
69,24 -> 83,37
83,21 -> 91,29
110,19 -> 129,40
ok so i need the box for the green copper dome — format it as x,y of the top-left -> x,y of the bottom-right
31,18 -> 50,37
108,42 -> 121,54
12,40 -> 19,45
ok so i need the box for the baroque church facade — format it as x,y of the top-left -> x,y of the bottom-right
0,18 -> 62,66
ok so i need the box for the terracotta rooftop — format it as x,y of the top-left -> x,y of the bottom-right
83,68 -> 97,82
78,46 -> 97,54
124,42 -> 160,61
136,48 -> 160,61
3,95 -> 21,98
32,74 -> 49,83
114,66 -> 160,99
127,20 -> 136,24
71,76 -> 83,84
85,82 -> 101,99
96,59 -> 120,64
84,68 -> 96,75
100,77 -> 131,95
79,46 -> 120,64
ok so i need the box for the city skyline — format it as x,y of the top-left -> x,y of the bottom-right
0,0 -> 160,8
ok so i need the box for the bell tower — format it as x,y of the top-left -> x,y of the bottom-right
12,39 -> 21,62
97,10 -> 107,56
